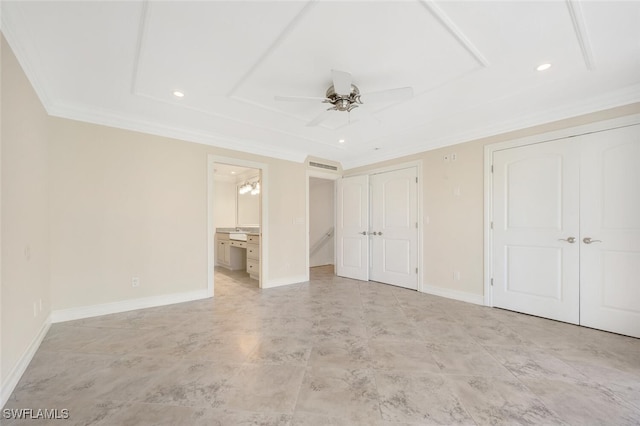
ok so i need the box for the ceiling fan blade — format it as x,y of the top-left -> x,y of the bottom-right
355,106 -> 381,124
306,109 -> 333,127
359,87 -> 413,104
274,95 -> 327,102
331,69 -> 352,95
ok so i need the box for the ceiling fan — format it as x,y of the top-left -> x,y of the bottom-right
274,70 -> 413,127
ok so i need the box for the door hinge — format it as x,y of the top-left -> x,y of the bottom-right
415,177 -> 418,183
491,165 -> 494,173
490,221 -> 493,230
490,278 -> 494,286
415,222 -> 418,229
416,267 -> 418,274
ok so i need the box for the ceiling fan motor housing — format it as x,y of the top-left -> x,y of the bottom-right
326,84 -> 361,111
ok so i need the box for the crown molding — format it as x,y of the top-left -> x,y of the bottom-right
48,102 -> 308,164
342,84 -> 640,170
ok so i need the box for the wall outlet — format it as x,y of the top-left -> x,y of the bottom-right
451,153 -> 457,161
132,277 -> 140,287
454,271 -> 461,281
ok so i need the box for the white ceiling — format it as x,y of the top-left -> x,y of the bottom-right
3,1 -> 640,169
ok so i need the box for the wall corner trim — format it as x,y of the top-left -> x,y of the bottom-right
50,289 -> 210,324
421,284 -> 484,306
1,315 -> 52,408
263,274 -> 308,289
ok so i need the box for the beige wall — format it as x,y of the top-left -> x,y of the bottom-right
49,118 -> 308,309
1,36 -> 51,384
347,103 -> 640,298
213,179 -> 237,228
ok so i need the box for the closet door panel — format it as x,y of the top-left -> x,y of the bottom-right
491,139 -> 580,324
579,125 -> 640,338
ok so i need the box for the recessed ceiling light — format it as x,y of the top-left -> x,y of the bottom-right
173,91 -> 185,97
536,63 -> 552,71
231,171 -> 236,174
338,139 -> 345,143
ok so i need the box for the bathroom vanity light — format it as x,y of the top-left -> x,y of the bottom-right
239,181 -> 260,195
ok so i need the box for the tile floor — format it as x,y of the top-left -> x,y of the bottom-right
4,266 -> 640,425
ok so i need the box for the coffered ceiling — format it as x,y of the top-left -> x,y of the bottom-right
3,1 -> 639,168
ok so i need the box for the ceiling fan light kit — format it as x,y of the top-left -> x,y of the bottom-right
275,69 -> 413,127
324,84 -> 361,112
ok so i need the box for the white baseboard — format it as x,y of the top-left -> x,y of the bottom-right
420,284 -> 485,306
1,315 -> 51,408
51,289 -> 210,323
263,274 -> 308,289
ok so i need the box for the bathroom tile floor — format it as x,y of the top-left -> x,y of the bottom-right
4,266 -> 640,425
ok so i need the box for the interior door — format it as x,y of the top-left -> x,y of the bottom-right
492,139 -> 580,324
336,175 -> 369,281
579,125 -> 640,338
369,167 -> 418,289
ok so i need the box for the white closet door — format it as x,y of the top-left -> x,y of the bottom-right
492,140 -> 580,324
336,175 -> 369,281
579,125 -> 640,338
370,167 -> 418,290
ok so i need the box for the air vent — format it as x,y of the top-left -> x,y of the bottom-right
309,161 -> 338,171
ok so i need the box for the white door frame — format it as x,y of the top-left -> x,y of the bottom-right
305,169 -> 339,281
344,160 -> 424,291
484,113 -> 640,307
208,155 -> 269,296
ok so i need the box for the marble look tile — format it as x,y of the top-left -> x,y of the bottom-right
486,345 -> 588,381
37,325 -> 106,352
5,351 -> 117,406
225,364 -> 306,413
78,328 -> 162,355
295,367 -> 382,424
246,336 -> 312,366
375,371 -> 475,425
427,342 -> 512,377
522,377 -> 640,425
190,408 -> 292,426
445,375 -> 565,425
63,399 -> 133,426
290,412 -> 356,426
311,318 -> 368,340
365,317 -> 425,342
135,329 -> 218,358
95,402 -> 197,426
7,265 -> 640,425
185,333 -> 260,362
308,339 -> 372,369
465,322 -> 533,347
142,360 -> 240,408
86,355 -> 177,401
549,345 -> 640,377
368,341 -> 441,372
414,318 -> 475,345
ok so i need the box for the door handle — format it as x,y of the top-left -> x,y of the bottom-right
558,237 -> 576,243
359,231 -> 367,235
583,237 -> 602,244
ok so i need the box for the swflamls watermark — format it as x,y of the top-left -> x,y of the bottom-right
3,408 -> 70,420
